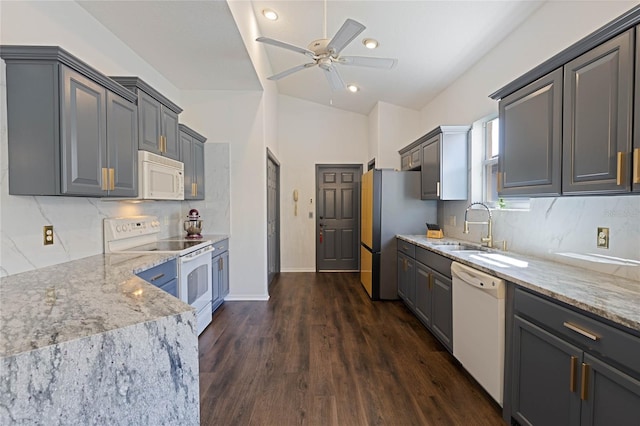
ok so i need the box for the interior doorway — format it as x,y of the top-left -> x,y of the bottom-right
267,149 -> 281,285
315,164 -> 362,272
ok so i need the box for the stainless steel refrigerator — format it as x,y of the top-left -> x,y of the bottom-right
360,169 -> 437,300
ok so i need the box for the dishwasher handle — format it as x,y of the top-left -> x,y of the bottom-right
451,261 -> 506,299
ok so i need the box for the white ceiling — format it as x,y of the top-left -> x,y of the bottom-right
79,0 -> 545,115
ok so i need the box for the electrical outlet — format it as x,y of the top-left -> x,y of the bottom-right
597,227 -> 609,249
43,225 -> 54,245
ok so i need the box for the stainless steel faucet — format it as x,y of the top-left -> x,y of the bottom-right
464,202 -> 493,248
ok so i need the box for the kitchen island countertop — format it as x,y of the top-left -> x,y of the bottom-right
397,235 -> 640,333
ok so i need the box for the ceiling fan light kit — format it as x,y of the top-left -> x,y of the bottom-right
256,11 -> 398,92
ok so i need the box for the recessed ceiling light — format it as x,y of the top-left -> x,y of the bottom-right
347,84 -> 359,93
262,9 -> 278,21
363,39 -> 378,49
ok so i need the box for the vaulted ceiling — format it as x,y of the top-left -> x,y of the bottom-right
79,0 -> 545,115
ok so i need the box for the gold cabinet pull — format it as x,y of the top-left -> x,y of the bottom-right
633,148 -> 640,184
563,322 -> 599,341
101,168 -> 108,191
580,363 -> 590,400
617,151 -> 626,185
498,172 -> 503,192
569,356 -> 578,392
436,182 -> 440,197
109,168 -> 115,191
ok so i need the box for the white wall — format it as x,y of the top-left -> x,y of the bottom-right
278,95 -> 369,271
376,102 -> 421,170
0,1 -> 187,277
416,1 -> 640,281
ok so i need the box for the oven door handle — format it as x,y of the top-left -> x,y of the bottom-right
181,245 -> 214,261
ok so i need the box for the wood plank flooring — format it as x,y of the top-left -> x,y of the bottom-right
199,273 -> 503,425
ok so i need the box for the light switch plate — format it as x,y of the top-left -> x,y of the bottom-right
597,227 -> 609,249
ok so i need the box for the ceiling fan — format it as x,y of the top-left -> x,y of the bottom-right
256,7 -> 397,91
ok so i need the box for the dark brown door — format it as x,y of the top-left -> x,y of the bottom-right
316,164 -> 361,271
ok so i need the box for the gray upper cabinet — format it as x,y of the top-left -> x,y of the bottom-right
179,124 -> 206,200
562,29 -> 634,194
634,25 -> 640,193
0,46 -> 138,197
420,126 -> 469,200
399,145 -> 421,171
111,77 -> 182,161
499,68 -> 563,196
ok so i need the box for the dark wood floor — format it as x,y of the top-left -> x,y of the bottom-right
198,273 -> 503,425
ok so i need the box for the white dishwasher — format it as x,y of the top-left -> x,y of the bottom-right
451,261 -> 506,406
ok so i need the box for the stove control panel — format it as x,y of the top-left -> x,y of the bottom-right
103,216 -> 162,252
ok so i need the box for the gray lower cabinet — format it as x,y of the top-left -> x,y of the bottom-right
397,252 -> 415,309
562,29 -> 634,194
397,239 -> 453,353
136,258 -> 178,298
420,126 -> 469,200
508,288 -> 640,425
0,46 -> 138,197
111,77 -> 182,161
211,239 -> 230,313
179,124 -> 206,200
499,68 -> 563,196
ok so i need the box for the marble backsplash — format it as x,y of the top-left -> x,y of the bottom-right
440,196 -> 640,282
0,65 -> 230,277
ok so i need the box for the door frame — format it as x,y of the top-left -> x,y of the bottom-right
315,163 -> 363,272
267,148 -> 281,285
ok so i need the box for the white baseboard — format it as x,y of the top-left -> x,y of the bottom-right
224,294 -> 270,301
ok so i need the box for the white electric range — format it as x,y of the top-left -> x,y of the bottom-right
104,215 -> 214,335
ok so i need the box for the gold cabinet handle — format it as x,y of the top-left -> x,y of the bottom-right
101,168 -> 108,191
109,168 -> 115,191
569,356 -> 578,392
436,182 -> 440,197
581,363 -> 590,401
220,257 -> 224,270
633,148 -> 639,184
563,322 -> 599,341
498,171 -> 503,192
617,151 -> 626,186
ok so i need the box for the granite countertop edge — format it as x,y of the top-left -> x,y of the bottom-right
397,234 -> 640,333
0,252 -> 194,359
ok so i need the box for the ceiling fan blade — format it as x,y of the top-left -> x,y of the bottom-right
256,37 -> 316,58
267,63 -> 317,81
323,66 -> 345,91
338,56 -> 398,69
327,18 -> 365,55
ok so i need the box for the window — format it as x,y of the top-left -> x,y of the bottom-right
483,117 -> 499,207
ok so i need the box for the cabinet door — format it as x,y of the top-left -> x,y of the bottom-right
421,135 -> 440,200
211,253 -> 221,312
180,132 -> 195,200
634,25 -> 640,193
563,29 -> 633,194
193,141 -> 205,200
511,315 -> 582,426
414,262 -> 432,327
410,146 -> 421,170
162,108 -> 180,160
397,253 -> 409,302
430,270 -> 452,352
137,91 -> 162,154
106,92 -> 137,197
400,152 -> 411,171
60,66 -> 107,196
581,353 -> 640,426
499,68 -> 562,196
220,251 -> 229,297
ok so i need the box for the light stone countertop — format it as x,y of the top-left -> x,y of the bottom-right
0,252 -> 192,358
397,235 -> 640,333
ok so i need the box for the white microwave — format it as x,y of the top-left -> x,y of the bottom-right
137,151 -> 184,200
